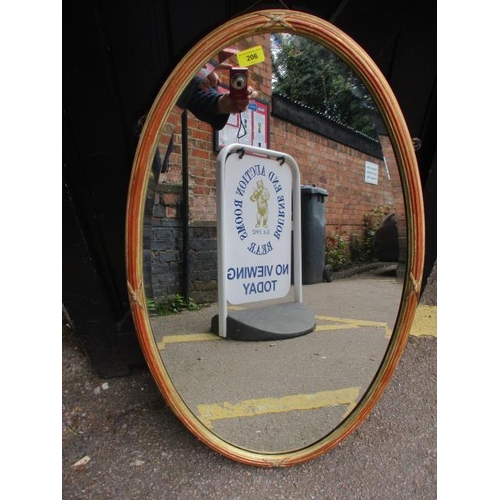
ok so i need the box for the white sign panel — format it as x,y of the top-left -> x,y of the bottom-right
223,153 -> 292,304
364,161 -> 379,185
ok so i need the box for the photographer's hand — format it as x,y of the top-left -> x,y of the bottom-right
216,87 -> 259,114
199,71 -> 221,92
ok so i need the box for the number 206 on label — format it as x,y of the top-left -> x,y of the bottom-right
236,46 -> 265,67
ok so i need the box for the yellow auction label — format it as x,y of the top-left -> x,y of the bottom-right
237,46 -> 265,67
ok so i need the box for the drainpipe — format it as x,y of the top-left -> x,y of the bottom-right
182,110 -> 190,300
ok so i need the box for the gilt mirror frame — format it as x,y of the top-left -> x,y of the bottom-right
126,9 -> 425,467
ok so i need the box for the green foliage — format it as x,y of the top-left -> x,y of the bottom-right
325,231 -> 352,271
325,204 -> 394,271
349,233 -> 365,263
361,205 -> 394,262
271,33 -> 378,138
147,293 -> 200,316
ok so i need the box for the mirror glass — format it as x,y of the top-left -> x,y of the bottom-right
128,10 -> 423,466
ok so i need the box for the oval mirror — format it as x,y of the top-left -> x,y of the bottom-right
126,9 -> 425,467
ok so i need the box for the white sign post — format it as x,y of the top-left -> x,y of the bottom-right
217,144 -> 303,338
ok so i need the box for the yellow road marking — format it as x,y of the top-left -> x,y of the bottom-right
315,316 -> 391,338
157,314 -> 393,349
157,333 -> 221,350
197,387 -> 360,429
410,305 -> 437,337
315,315 -> 386,327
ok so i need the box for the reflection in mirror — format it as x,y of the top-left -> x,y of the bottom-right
141,33 -> 406,453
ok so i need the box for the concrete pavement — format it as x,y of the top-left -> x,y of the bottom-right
62,264 -> 436,499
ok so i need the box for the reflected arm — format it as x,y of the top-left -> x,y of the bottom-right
177,77 -> 230,130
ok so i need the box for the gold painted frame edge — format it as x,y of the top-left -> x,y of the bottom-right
125,9 -> 425,467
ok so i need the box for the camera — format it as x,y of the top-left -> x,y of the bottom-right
229,67 -> 248,100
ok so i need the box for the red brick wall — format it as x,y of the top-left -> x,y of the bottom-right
270,119 -> 401,240
157,117 -> 401,233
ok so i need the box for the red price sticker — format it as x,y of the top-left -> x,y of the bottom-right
236,46 -> 265,67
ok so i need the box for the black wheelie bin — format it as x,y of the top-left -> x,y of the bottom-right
300,185 -> 333,284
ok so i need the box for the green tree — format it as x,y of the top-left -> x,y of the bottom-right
271,33 -> 378,138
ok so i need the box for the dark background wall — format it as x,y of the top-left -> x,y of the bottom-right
62,1 -> 436,377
